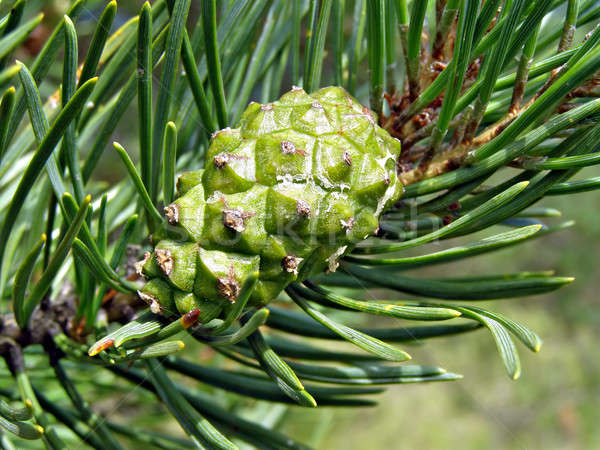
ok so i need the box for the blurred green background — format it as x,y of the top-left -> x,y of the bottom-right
282,173 -> 600,449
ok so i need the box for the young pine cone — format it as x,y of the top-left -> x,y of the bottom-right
138,86 -> 402,322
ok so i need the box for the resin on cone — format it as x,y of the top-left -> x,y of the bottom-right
139,86 -> 402,320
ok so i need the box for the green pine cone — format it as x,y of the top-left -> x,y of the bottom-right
139,86 -> 402,320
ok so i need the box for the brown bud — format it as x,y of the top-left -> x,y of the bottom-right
383,172 -> 391,185
281,255 -> 302,274
135,252 -> 151,276
164,204 -> 179,224
155,249 -> 174,276
138,291 -> 162,314
281,140 -> 296,155
213,152 -> 230,168
413,111 -> 431,128
342,151 -> 352,166
431,61 -> 447,73
222,209 -> 253,232
296,199 -> 311,217
217,266 -> 241,303
216,277 -> 240,303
